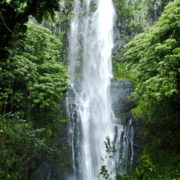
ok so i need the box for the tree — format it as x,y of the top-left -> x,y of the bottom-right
0,23 -> 70,180
0,0 -> 59,59
0,24 -> 69,118
124,0 -> 180,170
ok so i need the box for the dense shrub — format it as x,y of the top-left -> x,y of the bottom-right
114,0 -> 180,177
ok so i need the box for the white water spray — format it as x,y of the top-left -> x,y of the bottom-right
66,0 -> 134,179
67,0 -> 115,179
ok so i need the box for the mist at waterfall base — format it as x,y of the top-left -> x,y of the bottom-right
66,0 -> 134,179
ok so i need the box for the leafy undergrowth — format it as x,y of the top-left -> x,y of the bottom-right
0,113 -> 48,179
113,0 -> 180,179
118,155 -> 180,180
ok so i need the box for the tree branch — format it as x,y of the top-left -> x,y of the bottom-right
0,11 -> 12,32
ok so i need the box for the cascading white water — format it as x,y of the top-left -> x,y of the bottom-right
66,0 -> 135,179
67,0 -> 115,179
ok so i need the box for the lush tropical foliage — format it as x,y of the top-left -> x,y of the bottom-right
0,22 -> 70,179
114,0 -> 180,178
1,0 -> 180,179
0,0 -> 60,59
114,0 -> 173,36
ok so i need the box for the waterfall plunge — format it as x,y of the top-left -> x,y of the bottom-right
66,0 -> 133,179
67,0 -> 115,179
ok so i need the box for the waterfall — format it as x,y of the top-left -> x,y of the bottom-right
66,0 -> 134,179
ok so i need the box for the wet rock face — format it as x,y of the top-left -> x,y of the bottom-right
110,79 -> 142,172
111,79 -> 134,120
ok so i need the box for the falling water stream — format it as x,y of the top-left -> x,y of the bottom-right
66,0 -> 134,179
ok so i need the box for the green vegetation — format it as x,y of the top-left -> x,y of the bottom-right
0,0 -> 60,59
0,0 -> 74,178
0,113 -> 48,179
1,0 -> 180,179
114,0 -> 173,34
114,0 -> 180,178
0,24 -> 69,116
0,23 -> 70,179
36,0 -> 73,61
